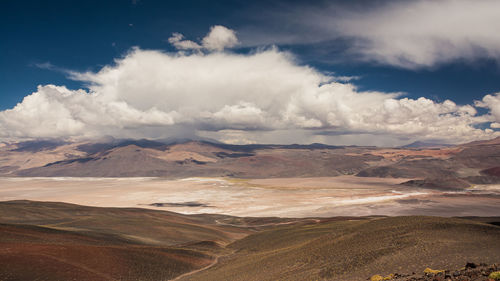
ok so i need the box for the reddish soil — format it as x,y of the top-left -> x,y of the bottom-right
482,167 -> 500,177
0,223 -> 215,281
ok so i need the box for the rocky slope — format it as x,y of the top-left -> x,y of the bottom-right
369,262 -> 499,281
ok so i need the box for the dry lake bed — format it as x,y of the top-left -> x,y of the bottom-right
1,176 -> 499,217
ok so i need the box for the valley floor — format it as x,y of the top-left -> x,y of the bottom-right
0,176 -> 499,217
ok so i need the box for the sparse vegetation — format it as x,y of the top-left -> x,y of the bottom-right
369,263 -> 500,281
490,271 -> 500,280
423,267 -> 444,274
370,273 -> 397,280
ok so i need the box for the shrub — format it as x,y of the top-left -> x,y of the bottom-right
423,268 -> 444,275
489,271 -> 500,280
370,273 -> 394,281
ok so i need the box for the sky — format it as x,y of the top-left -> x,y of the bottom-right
1,0 -> 500,146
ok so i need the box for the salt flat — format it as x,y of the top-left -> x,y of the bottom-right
0,176 -> 499,217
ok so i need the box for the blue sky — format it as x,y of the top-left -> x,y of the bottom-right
1,0 -> 500,145
2,0 -> 500,109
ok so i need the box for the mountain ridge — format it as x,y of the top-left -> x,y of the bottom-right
1,137 -> 499,190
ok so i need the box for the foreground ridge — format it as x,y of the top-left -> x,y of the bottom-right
1,201 -> 499,281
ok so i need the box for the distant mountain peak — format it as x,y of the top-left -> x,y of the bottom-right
400,141 -> 451,148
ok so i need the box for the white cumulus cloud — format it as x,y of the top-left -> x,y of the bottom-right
1,29 -> 499,144
475,93 -> 500,128
168,25 -> 238,52
168,33 -> 202,50
201,25 -> 239,51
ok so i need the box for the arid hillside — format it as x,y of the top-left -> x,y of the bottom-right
0,201 -> 498,281
0,200 -> 310,281
182,216 -> 500,281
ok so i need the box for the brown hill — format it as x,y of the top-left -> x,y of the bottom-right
0,200 -> 234,281
1,201 -> 498,281
182,217 -> 500,281
0,200 -> 251,246
0,200 -> 312,281
0,223 -> 213,281
482,166 -> 500,177
461,136 -> 500,147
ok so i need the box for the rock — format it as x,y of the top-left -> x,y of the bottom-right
465,262 -> 477,269
371,263 -> 499,281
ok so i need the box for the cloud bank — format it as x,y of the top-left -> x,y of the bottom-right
1,25 -> 499,145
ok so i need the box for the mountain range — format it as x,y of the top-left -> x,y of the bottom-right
1,137 -> 500,189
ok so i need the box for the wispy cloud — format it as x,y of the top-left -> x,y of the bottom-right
33,62 -> 56,70
334,0 -> 500,68
240,0 -> 500,69
31,61 -> 72,74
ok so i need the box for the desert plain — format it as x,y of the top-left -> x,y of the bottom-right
1,175 -> 499,217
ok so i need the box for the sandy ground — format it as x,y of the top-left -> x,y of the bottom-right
0,176 -> 499,217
